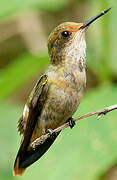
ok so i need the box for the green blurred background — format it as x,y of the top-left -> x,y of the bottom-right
0,0 -> 117,180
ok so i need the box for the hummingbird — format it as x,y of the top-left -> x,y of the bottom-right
13,8 -> 111,176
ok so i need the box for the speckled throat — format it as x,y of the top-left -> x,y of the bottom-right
64,29 -> 86,71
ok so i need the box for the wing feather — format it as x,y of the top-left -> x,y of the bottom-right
17,75 -> 48,134
13,74 -> 49,175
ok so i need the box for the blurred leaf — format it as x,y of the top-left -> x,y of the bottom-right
0,0 -> 67,19
1,85 -> 117,180
0,52 -> 48,102
0,102 -> 21,180
86,1 -> 117,83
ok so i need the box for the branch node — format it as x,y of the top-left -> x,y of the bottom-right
97,113 -> 103,120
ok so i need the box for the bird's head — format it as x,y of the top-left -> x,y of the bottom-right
47,8 -> 111,66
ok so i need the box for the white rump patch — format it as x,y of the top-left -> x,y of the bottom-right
23,104 -> 29,118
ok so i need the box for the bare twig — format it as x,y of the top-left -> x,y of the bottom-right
31,104 -> 117,149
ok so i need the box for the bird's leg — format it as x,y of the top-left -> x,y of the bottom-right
67,117 -> 76,128
46,129 -> 57,139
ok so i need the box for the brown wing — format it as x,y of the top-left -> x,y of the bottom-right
17,116 -> 24,135
13,74 -> 49,175
17,74 -> 48,135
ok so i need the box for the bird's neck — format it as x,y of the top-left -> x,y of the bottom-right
49,50 -> 86,76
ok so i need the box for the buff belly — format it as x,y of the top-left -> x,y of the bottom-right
38,82 -> 83,133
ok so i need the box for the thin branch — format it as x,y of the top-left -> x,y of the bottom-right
30,104 -> 117,149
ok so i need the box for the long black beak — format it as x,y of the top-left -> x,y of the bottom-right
81,7 -> 111,28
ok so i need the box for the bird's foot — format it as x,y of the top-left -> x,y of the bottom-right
46,129 -> 56,139
68,117 -> 76,129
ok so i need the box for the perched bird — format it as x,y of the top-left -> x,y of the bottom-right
13,8 -> 111,176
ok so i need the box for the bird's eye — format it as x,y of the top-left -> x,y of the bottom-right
61,31 -> 71,39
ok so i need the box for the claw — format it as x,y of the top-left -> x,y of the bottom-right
68,117 -> 76,129
46,129 -> 56,139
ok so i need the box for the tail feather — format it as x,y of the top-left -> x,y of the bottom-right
13,132 -> 60,176
13,157 -> 25,176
